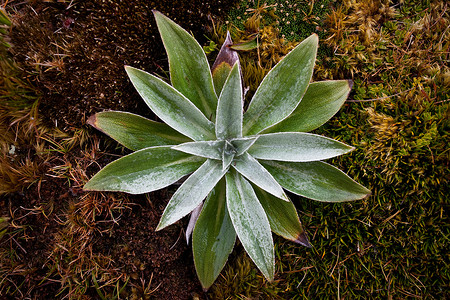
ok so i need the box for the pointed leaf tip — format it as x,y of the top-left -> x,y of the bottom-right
347,79 -> 354,90
295,232 -> 312,248
86,114 -> 97,128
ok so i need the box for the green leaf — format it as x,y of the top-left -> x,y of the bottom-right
193,179 -> 236,290
242,34 -> 318,135
215,63 -> 243,139
153,10 -> 217,118
84,146 -> 204,194
248,132 -> 354,162
157,159 -> 226,230
125,66 -> 215,141
226,170 -> 274,281
88,111 -> 190,151
233,153 -> 288,201
229,36 -> 258,51
231,137 -> 258,156
222,141 -> 236,171
260,160 -> 371,202
172,140 -> 224,160
263,80 -> 352,133
211,31 -> 239,95
253,186 -> 310,247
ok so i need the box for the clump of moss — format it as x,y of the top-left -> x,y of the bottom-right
227,0 -> 334,41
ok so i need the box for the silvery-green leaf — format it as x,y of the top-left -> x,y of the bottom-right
263,80 -> 352,133
211,31 -> 239,95
248,132 -> 354,162
84,146 -> 204,194
243,34 -> 318,135
157,159 -> 226,230
260,160 -> 371,202
233,152 -> 288,201
215,63 -> 243,139
230,136 -> 258,156
253,186 -> 311,247
88,111 -> 190,151
193,179 -> 236,290
125,66 -> 215,141
153,10 -> 217,118
225,170 -> 274,281
222,141 -> 236,171
172,140 -> 224,160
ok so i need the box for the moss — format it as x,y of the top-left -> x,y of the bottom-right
210,0 -> 449,298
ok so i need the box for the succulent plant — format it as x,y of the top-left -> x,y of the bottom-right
84,11 -> 370,289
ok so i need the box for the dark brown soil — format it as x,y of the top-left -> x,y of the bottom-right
1,0 -> 238,299
9,0 -> 237,129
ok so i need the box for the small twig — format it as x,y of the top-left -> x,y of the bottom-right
347,88 -> 414,102
435,99 -> 449,104
11,237 -> 27,254
296,270 -> 308,288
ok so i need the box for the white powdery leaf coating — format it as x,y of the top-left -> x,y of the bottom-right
231,136 -> 258,156
226,171 -> 274,280
243,34 -> 318,135
172,140 -> 224,160
248,132 -> 354,162
232,152 -> 288,201
215,62 -> 243,139
125,66 -> 215,141
260,160 -> 371,202
154,11 -> 218,118
157,159 -> 227,230
84,146 -> 203,194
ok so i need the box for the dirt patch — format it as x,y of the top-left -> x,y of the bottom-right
9,0 -> 236,129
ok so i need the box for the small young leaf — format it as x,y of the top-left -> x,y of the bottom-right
186,202 -> 203,244
153,10 -> 218,118
125,66 -> 215,141
215,63 -> 243,139
226,170 -> 274,281
243,34 -> 318,135
253,186 -> 311,247
230,136 -> 258,156
260,160 -> 371,202
222,141 -> 236,171
248,132 -> 354,162
193,179 -> 236,290
233,153 -> 288,201
211,31 -> 240,95
83,146 -> 204,194
263,80 -> 352,133
88,111 -> 190,151
228,36 -> 258,51
157,159 -> 226,230
172,140 -> 224,160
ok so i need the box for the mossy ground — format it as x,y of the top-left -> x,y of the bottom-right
1,0 -> 449,299
208,0 -> 449,298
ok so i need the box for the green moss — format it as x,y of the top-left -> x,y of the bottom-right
210,0 -> 449,298
227,0 -> 333,41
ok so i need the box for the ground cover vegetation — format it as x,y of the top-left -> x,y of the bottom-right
206,0 -> 449,298
0,0 -> 448,299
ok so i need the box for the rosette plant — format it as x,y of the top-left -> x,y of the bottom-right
84,11 -> 371,289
